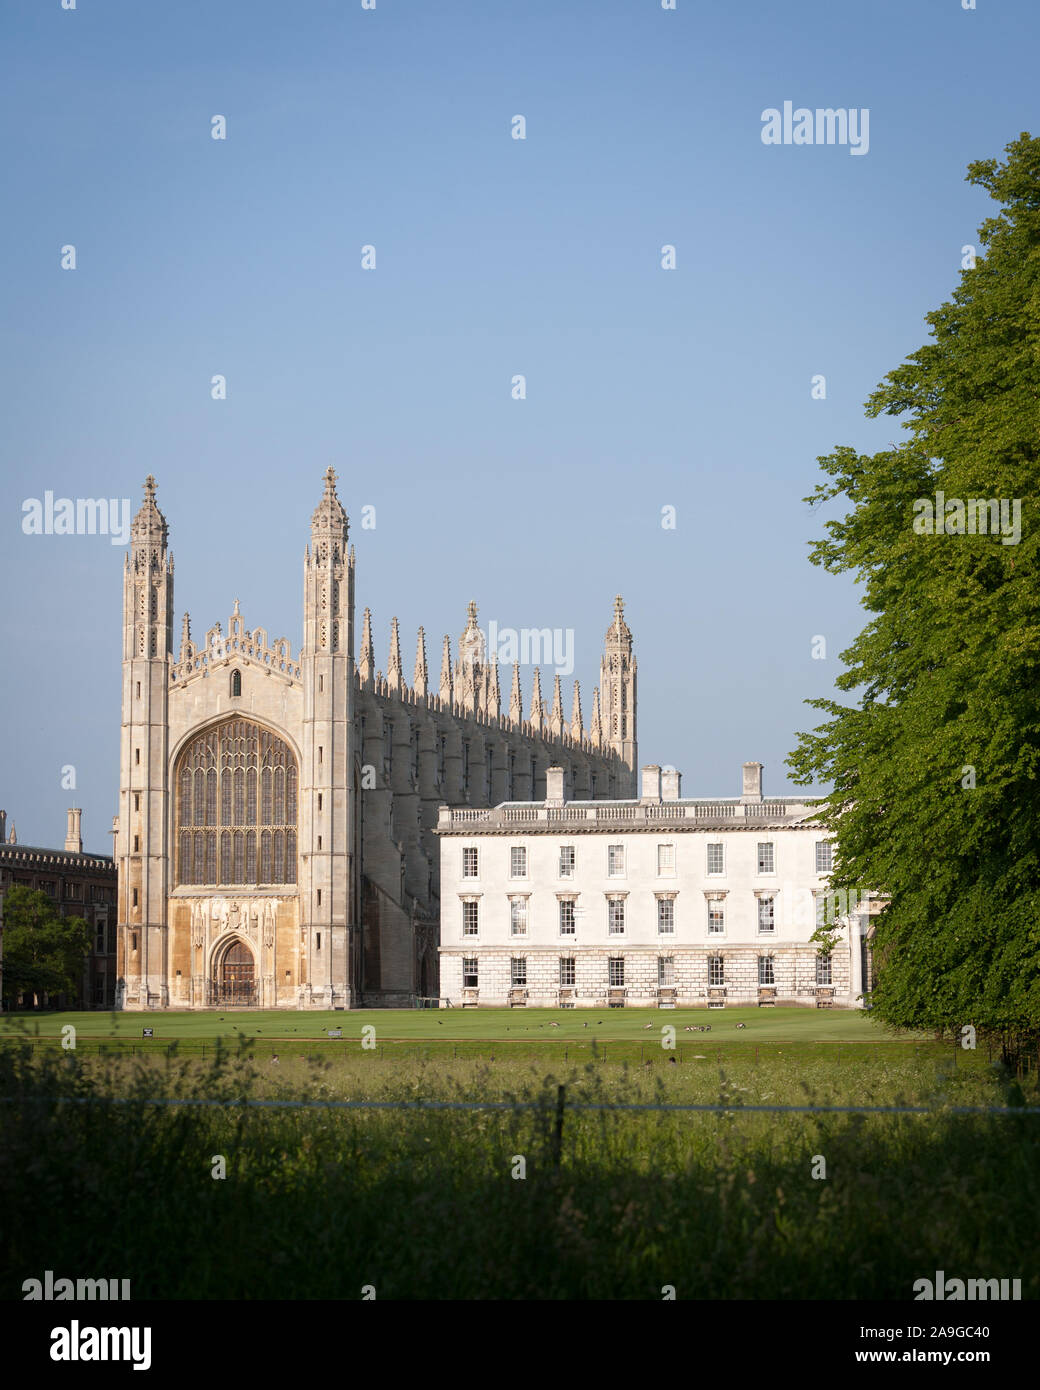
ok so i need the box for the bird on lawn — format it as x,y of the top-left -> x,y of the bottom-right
643,1023 -> 653,1030
549,1022 -> 560,1028
735,1022 -> 747,1029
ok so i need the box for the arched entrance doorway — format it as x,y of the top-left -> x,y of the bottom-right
212,938 -> 256,1006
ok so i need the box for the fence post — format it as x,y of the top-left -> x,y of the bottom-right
551,1084 -> 566,1169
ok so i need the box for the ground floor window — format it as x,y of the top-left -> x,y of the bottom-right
559,957 -> 575,986
511,957 -> 527,987
463,957 -> 478,988
758,955 -> 775,985
608,957 -> 625,987
658,956 -> 674,987
816,953 -> 832,985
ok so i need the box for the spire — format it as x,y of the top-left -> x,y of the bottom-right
549,673 -> 564,736
570,679 -> 583,742
529,667 -> 544,732
413,626 -> 428,697
589,686 -> 603,747
130,475 -> 168,555
309,466 -> 349,562
359,607 -> 374,685
7,821 -> 15,845
179,612 -> 193,663
605,593 -> 632,647
509,662 -> 523,724
456,599 -> 485,714
487,652 -> 501,718
439,635 -> 453,705
386,616 -> 404,695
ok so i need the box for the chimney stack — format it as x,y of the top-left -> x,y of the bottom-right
741,761 -> 764,803
661,767 -> 682,801
65,808 -> 83,854
640,765 -> 662,802
545,766 -> 566,805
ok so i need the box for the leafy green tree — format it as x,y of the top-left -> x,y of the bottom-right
1,886 -> 92,1007
788,133 -> 1040,1058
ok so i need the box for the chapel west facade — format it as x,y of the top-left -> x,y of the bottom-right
115,471 -> 636,1010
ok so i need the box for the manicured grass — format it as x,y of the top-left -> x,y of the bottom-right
0,1004 -> 892,1044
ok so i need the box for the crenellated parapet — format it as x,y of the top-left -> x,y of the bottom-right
170,600 -> 301,687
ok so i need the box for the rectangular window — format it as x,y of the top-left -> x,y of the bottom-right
317,793 -> 323,812
316,932 -> 322,951
607,844 -> 625,876
134,793 -> 140,812
709,955 -> 724,986
463,846 -> 479,878
757,842 -> 775,874
658,956 -> 674,988
463,957 -> 479,988
558,845 -> 575,878
559,898 -> 576,935
132,888 -> 138,908
757,896 -> 775,933
607,897 -> 626,935
316,889 -> 322,907
815,841 -> 834,874
511,957 -> 527,987
706,843 -> 725,875
462,900 -> 479,936
136,681 -> 140,699
608,957 -> 625,988
510,897 -> 528,936
135,748 -> 140,765
319,675 -> 324,693
656,897 -> 674,935
656,843 -> 675,876
758,956 -> 775,985
816,953 -> 833,986
510,845 -> 527,878
707,898 -> 725,934
96,924 -> 105,952
559,957 -> 575,987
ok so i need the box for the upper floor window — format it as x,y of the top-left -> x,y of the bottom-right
510,897 -> 529,936
559,898 -> 576,935
510,845 -> 527,878
607,896 -> 626,934
230,669 -> 242,698
757,842 -> 775,874
707,897 -> 725,934
757,896 -> 775,933
706,843 -> 725,875
462,900 -> 479,936
607,844 -> 625,877
558,845 -> 575,878
656,896 -> 675,935
656,843 -> 675,876
815,841 -> 834,874
462,846 -> 479,878
176,719 -> 297,886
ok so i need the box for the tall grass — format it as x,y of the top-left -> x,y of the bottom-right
1,1042 -> 1036,1300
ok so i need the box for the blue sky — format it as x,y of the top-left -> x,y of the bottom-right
1,0 -> 1036,851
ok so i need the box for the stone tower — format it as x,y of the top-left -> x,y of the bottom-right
299,467 -> 355,1007
117,476 -> 174,1008
600,595 -> 637,796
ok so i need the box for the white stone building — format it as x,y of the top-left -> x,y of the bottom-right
437,762 -> 874,1009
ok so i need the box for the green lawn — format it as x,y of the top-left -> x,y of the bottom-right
0,1004 -> 888,1043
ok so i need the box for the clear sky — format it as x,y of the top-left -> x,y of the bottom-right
1,0 -> 1036,852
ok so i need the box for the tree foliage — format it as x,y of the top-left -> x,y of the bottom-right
1,886 -> 91,1007
788,133 -> 1040,1051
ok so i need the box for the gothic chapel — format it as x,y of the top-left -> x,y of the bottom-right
116,471 -> 636,1009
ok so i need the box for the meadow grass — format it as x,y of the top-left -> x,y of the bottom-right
1,1039 -> 1037,1300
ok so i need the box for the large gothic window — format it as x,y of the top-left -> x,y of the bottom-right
176,720 -> 297,886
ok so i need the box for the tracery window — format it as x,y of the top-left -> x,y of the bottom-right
176,720 -> 297,886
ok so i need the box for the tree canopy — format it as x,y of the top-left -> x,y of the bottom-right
788,132 -> 1040,1049
1,886 -> 92,1007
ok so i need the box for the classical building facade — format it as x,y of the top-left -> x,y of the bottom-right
437,761 -> 875,1008
115,472 -> 636,1010
0,809 -> 118,1008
